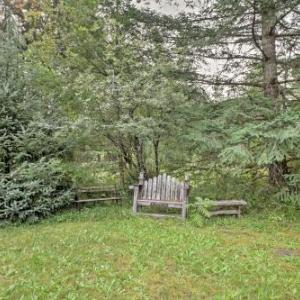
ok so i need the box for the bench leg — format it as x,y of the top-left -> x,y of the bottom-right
237,206 -> 241,218
133,187 -> 139,213
181,205 -> 187,220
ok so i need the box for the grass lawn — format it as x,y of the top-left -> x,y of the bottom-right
0,206 -> 299,299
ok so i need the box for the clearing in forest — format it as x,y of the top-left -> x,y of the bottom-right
0,207 -> 299,299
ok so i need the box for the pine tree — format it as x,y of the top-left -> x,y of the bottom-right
168,0 -> 300,186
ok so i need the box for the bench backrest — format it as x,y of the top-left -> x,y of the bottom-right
138,173 -> 189,202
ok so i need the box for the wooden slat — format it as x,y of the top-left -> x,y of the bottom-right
168,203 -> 183,208
137,213 -> 183,219
142,180 -> 148,200
161,174 -> 167,201
210,200 -> 247,207
152,177 -> 157,200
175,179 -> 179,201
78,188 -> 116,193
75,197 -> 121,203
171,178 -> 177,201
138,200 -> 183,207
177,182 -> 181,202
209,209 -> 239,216
179,183 -> 184,202
79,185 -> 116,189
156,175 -> 161,200
165,175 -> 171,201
169,177 -> 174,201
148,178 -> 153,200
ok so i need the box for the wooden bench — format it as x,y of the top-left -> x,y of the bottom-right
74,185 -> 122,208
131,173 -> 190,219
207,200 -> 247,218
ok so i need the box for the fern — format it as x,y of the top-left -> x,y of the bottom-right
189,197 -> 214,218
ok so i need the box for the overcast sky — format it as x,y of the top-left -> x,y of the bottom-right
135,0 -> 231,98
136,0 -> 190,15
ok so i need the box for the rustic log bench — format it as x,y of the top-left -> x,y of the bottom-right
74,185 -> 122,208
131,173 -> 190,219
207,200 -> 247,218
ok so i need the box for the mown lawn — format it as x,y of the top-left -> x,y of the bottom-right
0,206 -> 299,299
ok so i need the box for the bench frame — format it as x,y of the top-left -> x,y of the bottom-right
207,200 -> 247,218
132,172 -> 190,219
75,185 -> 122,208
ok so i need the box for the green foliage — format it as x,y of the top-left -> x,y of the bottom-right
0,159 -> 73,222
4,0 -> 299,210
189,196 -> 212,218
274,189 -> 300,209
27,0 -> 203,182
0,8 -> 74,222
187,91 -> 300,205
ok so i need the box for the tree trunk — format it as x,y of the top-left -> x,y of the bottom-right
118,155 -> 126,187
261,1 -> 279,109
261,1 -> 288,186
268,158 -> 289,186
153,138 -> 160,176
133,136 -> 147,177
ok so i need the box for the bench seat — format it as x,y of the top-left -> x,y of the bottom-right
207,200 -> 247,218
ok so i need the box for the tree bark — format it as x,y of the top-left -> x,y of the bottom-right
261,1 -> 288,186
133,136 -> 147,177
153,138 -> 160,176
261,1 -> 280,110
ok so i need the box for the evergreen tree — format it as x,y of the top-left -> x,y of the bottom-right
163,0 -> 300,186
0,7 -> 73,222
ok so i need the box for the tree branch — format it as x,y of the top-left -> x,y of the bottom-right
197,78 -> 262,87
274,3 -> 300,27
276,32 -> 300,37
251,0 -> 267,59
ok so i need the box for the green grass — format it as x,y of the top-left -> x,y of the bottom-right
0,206 -> 299,299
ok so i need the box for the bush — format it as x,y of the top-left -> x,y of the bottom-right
0,159 -> 74,222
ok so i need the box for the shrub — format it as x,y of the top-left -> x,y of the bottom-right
0,159 -> 74,222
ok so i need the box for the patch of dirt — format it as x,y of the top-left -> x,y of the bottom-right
274,248 -> 300,257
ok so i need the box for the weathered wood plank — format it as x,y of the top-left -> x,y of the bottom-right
78,187 -> 116,193
147,178 -> 153,200
175,182 -> 180,201
138,199 -> 183,207
170,178 -> 175,201
142,180 -> 148,200
75,197 -> 121,203
137,213 -> 183,219
161,174 -> 167,201
168,203 -> 183,209
210,200 -> 247,207
165,175 -> 171,201
179,183 -> 184,202
209,209 -> 239,216
173,182 -> 177,201
152,177 -> 157,200
156,175 -> 161,200
175,179 -> 180,201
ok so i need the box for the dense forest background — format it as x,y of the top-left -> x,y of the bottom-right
0,0 -> 299,221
